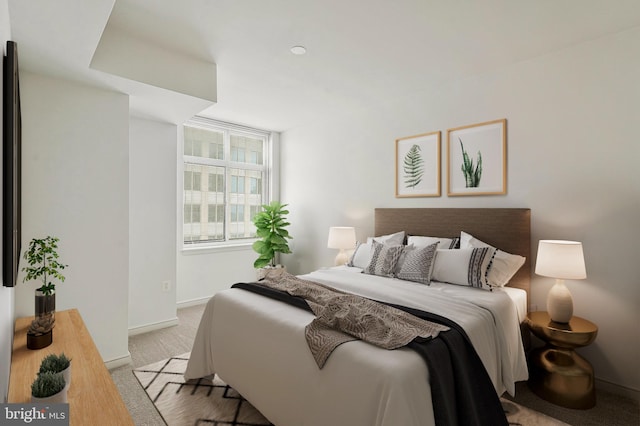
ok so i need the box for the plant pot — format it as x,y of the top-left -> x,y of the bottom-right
61,363 -> 71,390
27,291 -> 56,350
35,290 -> 56,317
31,387 -> 68,403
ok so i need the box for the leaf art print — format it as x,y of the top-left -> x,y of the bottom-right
395,131 -> 441,198
447,119 -> 506,196
459,138 -> 482,188
403,144 -> 424,188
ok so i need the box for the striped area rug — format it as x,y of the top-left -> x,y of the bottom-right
133,353 -> 568,426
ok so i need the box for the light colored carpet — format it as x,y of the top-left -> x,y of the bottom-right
133,352 -> 569,426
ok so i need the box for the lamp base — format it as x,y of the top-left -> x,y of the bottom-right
334,250 -> 350,266
547,279 -> 573,323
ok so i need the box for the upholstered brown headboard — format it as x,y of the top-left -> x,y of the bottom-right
375,208 -> 531,298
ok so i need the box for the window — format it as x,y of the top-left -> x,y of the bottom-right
183,117 -> 271,246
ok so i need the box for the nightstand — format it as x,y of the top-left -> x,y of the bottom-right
525,311 -> 598,409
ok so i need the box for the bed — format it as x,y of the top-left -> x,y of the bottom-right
185,208 -> 531,426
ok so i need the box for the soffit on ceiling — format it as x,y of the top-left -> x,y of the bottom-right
8,0 -> 640,129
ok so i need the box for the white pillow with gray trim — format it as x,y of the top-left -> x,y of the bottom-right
431,247 -> 495,290
460,231 -> 525,287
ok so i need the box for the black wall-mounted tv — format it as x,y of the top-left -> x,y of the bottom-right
3,40 -> 22,287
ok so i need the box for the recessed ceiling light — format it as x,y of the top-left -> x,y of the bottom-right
290,45 -> 307,55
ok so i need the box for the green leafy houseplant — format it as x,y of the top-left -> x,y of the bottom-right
252,201 -> 292,269
31,371 -> 65,399
22,236 -> 68,295
38,353 -> 71,375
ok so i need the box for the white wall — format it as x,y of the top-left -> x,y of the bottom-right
0,0 -> 13,403
129,117 -> 178,331
281,28 -> 640,393
177,247 -> 256,305
15,72 -> 130,364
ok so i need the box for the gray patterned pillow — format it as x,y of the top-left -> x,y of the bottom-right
396,242 -> 438,284
363,241 -> 403,277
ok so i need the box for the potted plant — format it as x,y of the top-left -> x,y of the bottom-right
252,201 -> 292,278
21,236 -> 68,349
39,353 -> 72,389
31,371 -> 67,403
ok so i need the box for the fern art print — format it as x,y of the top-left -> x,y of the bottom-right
403,144 -> 424,188
395,131 -> 441,198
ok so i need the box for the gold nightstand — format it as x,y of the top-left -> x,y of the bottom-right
525,311 -> 598,409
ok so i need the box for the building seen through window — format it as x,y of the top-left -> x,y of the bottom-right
183,119 -> 269,245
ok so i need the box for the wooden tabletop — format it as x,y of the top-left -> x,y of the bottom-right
9,309 -> 133,425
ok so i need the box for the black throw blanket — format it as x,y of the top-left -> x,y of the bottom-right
232,282 -> 508,426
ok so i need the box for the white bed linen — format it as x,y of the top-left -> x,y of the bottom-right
186,267 -> 528,426
501,286 -> 528,323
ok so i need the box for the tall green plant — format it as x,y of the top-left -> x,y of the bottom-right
403,144 -> 424,188
22,236 -> 67,295
459,138 -> 482,188
252,202 -> 292,269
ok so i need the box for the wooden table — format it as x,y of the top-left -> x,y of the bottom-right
9,309 -> 134,425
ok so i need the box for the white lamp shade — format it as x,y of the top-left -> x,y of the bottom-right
327,227 -> 356,250
535,240 -> 586,280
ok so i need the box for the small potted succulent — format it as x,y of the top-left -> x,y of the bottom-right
21,236 -> 68,349
39,353 -> 72,389
31,371 -> 67,403
252,201 -> 292,279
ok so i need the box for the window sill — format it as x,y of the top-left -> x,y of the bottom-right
181,241 -> 255,255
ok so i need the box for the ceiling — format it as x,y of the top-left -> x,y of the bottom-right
8,0 -> 640,131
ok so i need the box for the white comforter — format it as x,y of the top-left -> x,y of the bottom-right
185,267 -> 528,426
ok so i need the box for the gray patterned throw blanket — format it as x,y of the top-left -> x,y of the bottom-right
260,272 -> 449,368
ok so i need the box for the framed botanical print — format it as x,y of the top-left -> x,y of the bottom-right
447,119 -> 506,196
395,131 -> 441,198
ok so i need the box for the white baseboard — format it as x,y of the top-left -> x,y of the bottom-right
177,296 -> 210,309
596,378 -> 639,401
105,352 -> 132,370
128,317 -> 179,337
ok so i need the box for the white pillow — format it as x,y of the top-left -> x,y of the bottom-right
408,235 -> 459,250
367,231 -> 405,246
396,243 -> 438,285
460,231 -> 525,287
431,247 -> 495,290
347,242 -> 372,269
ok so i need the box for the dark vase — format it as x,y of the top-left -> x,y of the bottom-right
27,291 -> 56,350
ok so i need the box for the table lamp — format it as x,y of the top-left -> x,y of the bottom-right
535,240 -> 587,323
327,227 -> 356,266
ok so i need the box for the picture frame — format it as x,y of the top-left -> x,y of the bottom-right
395,131 -> 441,198
447,119 -> 506,196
